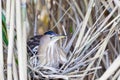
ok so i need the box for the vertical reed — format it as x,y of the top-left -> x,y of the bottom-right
6,0 -> 11,34
7,0 -> 15,80
16,0 -> 27,80
21,0 -> 27,79
0,0 -> 4,80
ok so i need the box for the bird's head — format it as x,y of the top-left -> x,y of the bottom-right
40,31 -> 65,46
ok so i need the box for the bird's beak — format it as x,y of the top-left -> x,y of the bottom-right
53,35 -> 66,41
56,35 -> 66,39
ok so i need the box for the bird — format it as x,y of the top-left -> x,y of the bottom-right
27,31 -> 67,68
27,35 -> 42,56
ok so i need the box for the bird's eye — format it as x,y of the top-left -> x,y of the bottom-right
50,36 -> 53,39
50,35 -> 55,39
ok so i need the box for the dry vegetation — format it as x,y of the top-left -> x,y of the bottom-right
0,0 -> 120,80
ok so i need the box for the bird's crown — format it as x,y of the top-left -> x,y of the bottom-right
44,31 -> 58,36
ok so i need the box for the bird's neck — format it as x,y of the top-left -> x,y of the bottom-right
39,43 -> 57,55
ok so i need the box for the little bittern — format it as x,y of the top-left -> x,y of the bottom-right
27,31 -> 67,68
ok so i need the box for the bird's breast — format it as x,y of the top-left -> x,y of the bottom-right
38,44 -> 67,68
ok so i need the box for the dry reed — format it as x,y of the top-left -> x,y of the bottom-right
1,0 -> 120,80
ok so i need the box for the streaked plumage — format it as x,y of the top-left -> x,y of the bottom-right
27,35 -> 42,56
27,31 -> 67,68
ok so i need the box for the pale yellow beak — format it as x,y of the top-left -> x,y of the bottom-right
51,35 -> 66,42
56,35 -> 66,39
